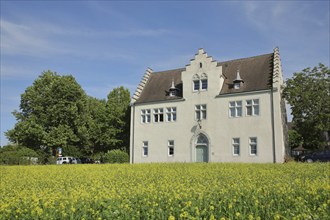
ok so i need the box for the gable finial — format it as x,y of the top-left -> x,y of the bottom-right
233,68 -> 244,89
169,78 -> 178,97
170,78 -> 175,89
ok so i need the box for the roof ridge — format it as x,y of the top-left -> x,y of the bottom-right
152,67 -> 186,74
218,52 -> 273,64
151,53 -> 274,73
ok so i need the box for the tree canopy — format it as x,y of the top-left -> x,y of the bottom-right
86,87 -> 131,153
283,63 -> 330,149
6,71 -> 131,161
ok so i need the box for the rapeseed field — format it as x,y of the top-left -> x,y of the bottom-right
0,163 -> 329,219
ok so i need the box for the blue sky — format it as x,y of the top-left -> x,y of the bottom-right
1,1 -> 329,146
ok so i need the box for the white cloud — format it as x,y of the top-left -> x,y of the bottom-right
1,19 -> 72,57
240,1 -> 329,36
238,1 -> 329,76
0,65 -> 41,80
1,18 -> 173,61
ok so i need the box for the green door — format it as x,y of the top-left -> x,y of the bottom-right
196,145 -> 208,162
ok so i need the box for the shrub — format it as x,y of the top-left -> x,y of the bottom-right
0,145 -> 39,165
103,149 -> 129,163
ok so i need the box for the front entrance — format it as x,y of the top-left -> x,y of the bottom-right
196,145 -> 208,162
195,134 -> 209,162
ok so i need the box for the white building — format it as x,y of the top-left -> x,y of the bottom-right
130,48 -> 288,163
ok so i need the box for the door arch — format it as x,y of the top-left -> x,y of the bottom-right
195,133 -> 209,162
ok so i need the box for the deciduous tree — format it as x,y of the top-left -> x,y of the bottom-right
105,86 -> 131,152
6,71 -> 90,155
283,63 -> 330,149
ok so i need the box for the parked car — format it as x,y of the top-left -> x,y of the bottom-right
56,156 -> 78,164
300,150 -> 330,163
80,157 -> 95,164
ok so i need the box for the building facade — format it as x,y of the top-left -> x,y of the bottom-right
130,48 -> 288,163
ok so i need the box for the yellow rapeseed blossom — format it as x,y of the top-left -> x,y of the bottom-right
0,163 -> 329,219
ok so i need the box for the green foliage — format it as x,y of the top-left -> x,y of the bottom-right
85,87 -> 131,154
103,149 -> 129,163
5,71 -> 131,161
85,97 -> 106,153
61,145 -> 82,158
283,63 -> 330,149
288,129 -> 303,149
102,86 -> 131,152
5,71 -> 91,155
91,152 -> 105,162
0,145 -> 39,165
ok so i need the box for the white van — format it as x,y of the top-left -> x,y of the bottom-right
56,156 -> 78,164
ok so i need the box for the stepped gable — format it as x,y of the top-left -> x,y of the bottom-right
219,53 -> 274,95
134,68 -> 184,104
132,68 -> 153,102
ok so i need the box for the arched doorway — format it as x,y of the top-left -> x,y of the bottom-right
195,134 -> 209,162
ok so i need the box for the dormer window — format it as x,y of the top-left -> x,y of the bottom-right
169,78 -> 178,97
233,70 -> 244,89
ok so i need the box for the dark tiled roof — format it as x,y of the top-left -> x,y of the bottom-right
135,68 -> 185,103
219,53 -> 274,95
135,53 -> 274,103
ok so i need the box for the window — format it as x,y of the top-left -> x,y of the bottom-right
246,99 -> 260,116
195,104 -> 207,120
168,140 -> 174,156
142,141 -> 148,157
201,79 -> 208,90
166,107 -> 177,122
153,108 -> 164,122
229,101 -> 242,117
169,90 -> 176,97
141,109 -> 151,123
192,74 -> 208,92
234,82 -> 240,89
232,138 -> 240,156
193,80 -> 200,91
249,137 -> 257,156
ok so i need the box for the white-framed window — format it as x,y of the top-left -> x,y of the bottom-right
201,79 -> 208,90
142,141 -> 148,157
232,138 -> 240,156
168,140 -> 174,156
193,80 -> 200,91
246,99 -> 260,116
153,108 -> 164,122
229,101 -> 242,118
249,137 -> 257,156
166,107 -> 177,122
192,74 -> 208,92
141,109 -> 151,123
195,104 -> 207,120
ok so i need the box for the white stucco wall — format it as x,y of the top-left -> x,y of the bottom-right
130,49 -> 287,163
